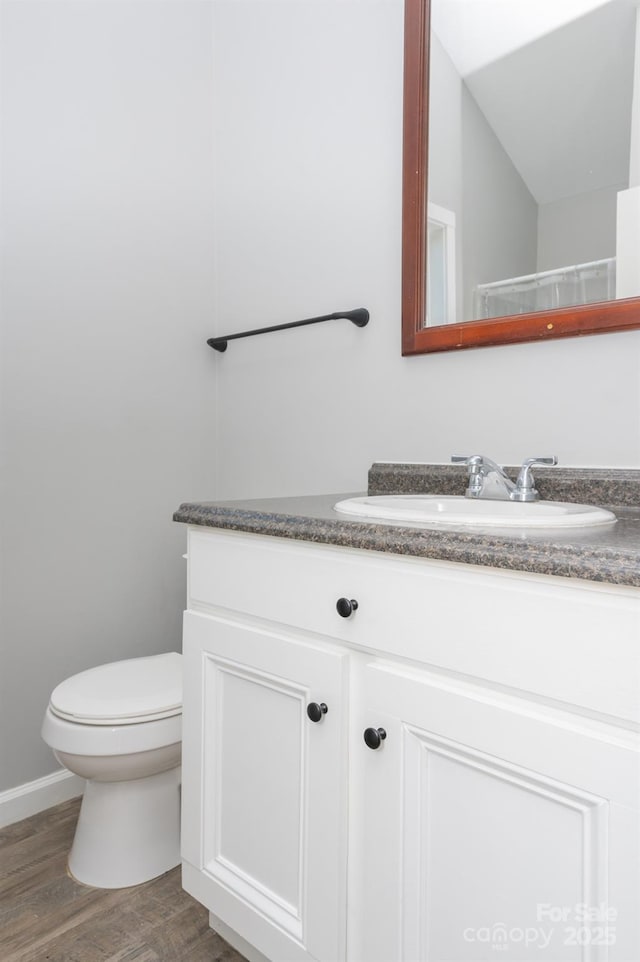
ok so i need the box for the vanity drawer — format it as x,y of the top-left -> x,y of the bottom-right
188,527 -> 425,646
186,526 -> 640,722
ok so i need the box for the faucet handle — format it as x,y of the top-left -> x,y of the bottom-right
451,455 -> 485,496
514,456 -> 558,502
451,455 -> 483,466
519,456 -> 558,474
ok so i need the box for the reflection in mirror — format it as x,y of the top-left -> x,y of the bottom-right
427,202 -> 456,324
402,0 -> 640,354
428,0 -> 639,326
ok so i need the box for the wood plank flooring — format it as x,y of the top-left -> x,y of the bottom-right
0,797 -> 248,962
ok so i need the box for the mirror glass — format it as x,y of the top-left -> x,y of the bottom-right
428,0 -> 639,326
402,0 -> 640,353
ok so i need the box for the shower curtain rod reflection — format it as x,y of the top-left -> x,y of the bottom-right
207,308 -> 370,352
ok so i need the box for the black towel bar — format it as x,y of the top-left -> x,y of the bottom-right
207,308 -> 369,352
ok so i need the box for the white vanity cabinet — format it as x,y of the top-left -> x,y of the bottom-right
181,526 -> 640,962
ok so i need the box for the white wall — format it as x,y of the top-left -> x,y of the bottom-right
0,0 -> 217,790
537,187 -> 619,272
211,0 -> 640,503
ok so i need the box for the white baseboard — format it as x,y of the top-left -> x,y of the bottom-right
0,769 -> 84,828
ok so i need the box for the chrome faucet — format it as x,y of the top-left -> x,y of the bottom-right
451,455 -> 558,502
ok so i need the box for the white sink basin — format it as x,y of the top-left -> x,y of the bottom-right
333,495 -> 616,529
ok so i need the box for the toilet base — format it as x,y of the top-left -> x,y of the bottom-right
69,765 -> 181,888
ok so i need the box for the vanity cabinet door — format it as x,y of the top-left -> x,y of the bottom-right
354,661 -> 639,962
181,611 -> 349,962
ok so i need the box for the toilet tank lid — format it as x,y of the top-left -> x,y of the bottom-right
49,652 -> 182,724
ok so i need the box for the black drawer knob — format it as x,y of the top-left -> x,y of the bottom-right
336,597 -> 358,618
364,727 -> 387,750
307,702 -> 328,723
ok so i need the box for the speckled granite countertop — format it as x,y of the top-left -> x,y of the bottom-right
174,464 -> 640,588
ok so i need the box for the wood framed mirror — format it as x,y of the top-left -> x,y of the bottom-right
402,0 -> 640,355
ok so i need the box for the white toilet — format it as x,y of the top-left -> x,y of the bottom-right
41,651 -> 182,889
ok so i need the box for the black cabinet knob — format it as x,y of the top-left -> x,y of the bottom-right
307,702 -> 328,723
363,727 -> 387,750
336,597 -> 358,618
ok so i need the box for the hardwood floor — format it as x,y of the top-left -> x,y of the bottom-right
0,797 -> 247,962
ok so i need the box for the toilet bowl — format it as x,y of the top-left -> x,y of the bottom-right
41,652 -> 182,889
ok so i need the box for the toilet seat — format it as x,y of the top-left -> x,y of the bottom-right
49,652 -> 182,725
42,705 -> 182,756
